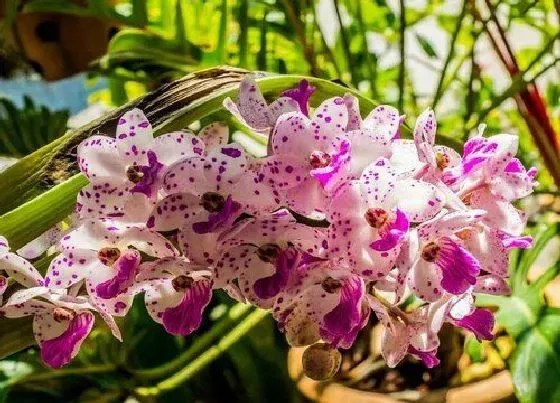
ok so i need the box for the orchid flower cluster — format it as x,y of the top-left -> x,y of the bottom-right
0,76 -> 536,371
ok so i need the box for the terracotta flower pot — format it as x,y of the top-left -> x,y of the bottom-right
288,347 -> 516,403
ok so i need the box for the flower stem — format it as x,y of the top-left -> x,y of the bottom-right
134,308 -> 269,396
8,364 -> 117,386
133,303 -> 252,380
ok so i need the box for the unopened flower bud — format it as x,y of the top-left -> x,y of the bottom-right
302,343 -> 341,381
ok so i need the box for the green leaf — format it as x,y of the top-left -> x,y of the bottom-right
0,317 -> 35,361
529,261 -> 560,293
512,223 -> 560,292
0,69 -> 387,252
0,175 -> 87,250
95,29 -> 203,80
0,98 -> 69,157
509,307 -> 560,402
415,33 -> 438,59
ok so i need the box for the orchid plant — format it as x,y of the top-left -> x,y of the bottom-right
0,75 -> 536,374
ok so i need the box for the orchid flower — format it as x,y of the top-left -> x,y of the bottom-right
451,134 -> 537,201
327,158 -> 443,278
273,264 -> 369,349
136,257 -> 212,336
215,210 -> 326,308
147,142 -> 276,266
223,75 -> 299,137
77,109 -> 204,221
401,210 -> 486,302
0,287 -> 120,368
0,236 -> 44,289
45,219 -> 177,315
0,77 -> 537,373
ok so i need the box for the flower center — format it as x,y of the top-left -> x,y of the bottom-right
364,208 -> 389,229
256,243 -> 281,263
435,151 -> 450,170
309,151 -> 332,169
201,192 -> 225,212
126,165 -> 144,183
52,307 -> 75,323
455,229 -> 471,240
171,275 -> 194,291
461,192 -> 473,205
97,247 -> 121,266
321,277 -> 342,293
421,242 -> 440,262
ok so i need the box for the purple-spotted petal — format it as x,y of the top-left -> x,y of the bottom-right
363,105 -> 400,141
321,275 -> 368,349
413,109 -> 437,165
77,135 -> 124,180
343,94 -> 362,131
282,79 -> 315,116
408,346 -> 440,368
162,279 -> 212,336
39,311 -> 94,369
199,122 -> 229,150
451,308 -> 494,341
359,158 -> 396,206
392,180 -> 444,222
407,257 -> 444,302
95,250 -> 141,299
192,195 -> 241,234
309,97 -> 348,150
437,237 -> 480,295
271,112 -> 314,157
148,193 -> 203,231
310,139 -> 351,193
370,209 -> 409,252
116,109 -> 154,163
474,274 -> 511,295
152,130 -> 204,165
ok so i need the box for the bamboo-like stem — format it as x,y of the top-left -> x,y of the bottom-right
8,364 -> 117,386
280,0 -> 318,75
134,309 -> 269,396
397,0 -> 406,112
333,0 -> 357,88
356,0 -> 377,98
472,0 -> 560,187
432,0 -> 468,110
133,303 -> 252,380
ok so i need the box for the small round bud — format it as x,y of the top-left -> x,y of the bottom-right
302,343 -> 342,381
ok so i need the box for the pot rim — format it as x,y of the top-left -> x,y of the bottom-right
288,347 -> 514,403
